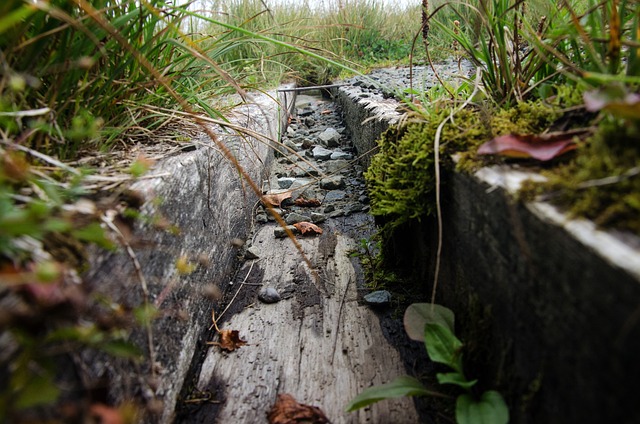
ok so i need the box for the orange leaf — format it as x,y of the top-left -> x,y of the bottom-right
212,329 -> 247,352
267,394 -> 330,424
294,197 -> 321,207
90,404 -> 124,424
262,192 -> 292,207
293,221 -> 323,236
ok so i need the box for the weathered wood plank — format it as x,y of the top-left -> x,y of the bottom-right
194,219 -> 420,423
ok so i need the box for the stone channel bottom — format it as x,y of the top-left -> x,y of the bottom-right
191,93 -> 420,423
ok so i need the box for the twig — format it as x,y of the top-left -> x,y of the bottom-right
211,260 -> 258,330
430,68 -> 482,307
101,213 -> 157,378
330,275 -> 352,366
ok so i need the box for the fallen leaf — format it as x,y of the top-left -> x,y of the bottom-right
320,109 -> 332,115
89,403 -> 124,424
294,197 -> 321,207
262,192 -> 292,207
267,393 -> 330,424
293,221 -> 323,236
584,86 -> 640,120
210,329 -> 247,352
477,133 -> 579,161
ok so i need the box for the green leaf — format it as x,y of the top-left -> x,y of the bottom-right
100,339 -> 143,360
72,223 -> 115,249
14,372 -> 60,410
456,391 -> 509,424
345,376 -> 440,412
424,322 -> 464,372
0,5 -> 36,35
436,372 -> 477,389
404,303 -> 455,342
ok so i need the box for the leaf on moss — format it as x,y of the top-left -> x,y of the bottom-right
584,86 -> 640,120
262,192 -> 292,207
293,221 -> 323,236
477,133 -> 577,161
267,393 -> 330,424
209,329 -> 247,352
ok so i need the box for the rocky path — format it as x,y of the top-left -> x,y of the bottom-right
177,91 -> 425,423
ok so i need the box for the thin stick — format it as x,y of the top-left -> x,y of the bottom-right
211,260 -> 258,330
430,68 -> 482,307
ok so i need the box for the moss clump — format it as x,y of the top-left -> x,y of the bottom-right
365,101 -> 561,230
365,108 -> 490,229
521,117 -> 640,233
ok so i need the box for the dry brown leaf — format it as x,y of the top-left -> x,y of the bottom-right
212,329 -> 247,352
294,197 -> 321,207
267,394 -> 330,424
262,192 -> 292,207
293,222 -> 323,236
477,133 -> 579,161
89,403 -> 124,424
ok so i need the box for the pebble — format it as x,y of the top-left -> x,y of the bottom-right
320,176 -> 345,190
310,212 -> 326,223
312,146 -> 333,161
330,151 -> 353,161
318,127 -> 341,147
364,290 -> 392,306
285,212 -> 310,225
244,247 -> 260,260
323,190 -> 347,203
274,225 -> 298,238
259,287 -> 281,304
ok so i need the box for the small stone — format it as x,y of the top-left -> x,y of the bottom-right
358,195 -> 370,204
277,178 -> 296,189
312,146 -> 333,161
330,151 -> 353,161
255,213 -> 268,224
244,247 -> 260,260
323,205 -> 335,213
345,203 -> 365,215
285,212 -> 310,225
274,225 -> 298,238
328,209 -> 344,218
364,290 -> 391,306
325,160 -> 350,174
323,190 -> 346,203
297,107 -> 314,117
283,139 -> 299,152
318,127 -> 341,147
259,287 -> 281,304
310,212 -> 326,223
320,176 -> 345,190
291,164 -> 319,177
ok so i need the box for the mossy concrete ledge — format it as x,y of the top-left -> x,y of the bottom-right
335,83 -> 640,424
83,92 -> 282,423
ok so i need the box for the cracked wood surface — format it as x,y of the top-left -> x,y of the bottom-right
193,218 -> 420,423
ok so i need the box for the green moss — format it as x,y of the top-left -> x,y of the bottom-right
521,117 -> 640,233
365,101 -> 561,230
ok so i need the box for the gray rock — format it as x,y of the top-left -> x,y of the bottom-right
328,210 -> 345,218
320,175 -> 345,190
285,212 -> 310,225
291,164 -> 320,177
323,190 -> 347,203
358,195 -> 370,204
325,160 -> 350,174
258,287 -> 281,304
283,139 -> 299,152
364,290 -> 391,306
244,247 -> 260,260
330,151 -> 353,161
310,212 -> 326,223
277,178 -> 296,189
274,225 -> 298,238
255,213 -> 268,224
297,107 -> 314,117
318,127 -> 341,147
312,146 -> 333,161
323,205 -> 335,213
345,203 -> 365,215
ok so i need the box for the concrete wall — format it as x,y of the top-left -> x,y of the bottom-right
83,93 -> 279,423
335,84 -> 640,424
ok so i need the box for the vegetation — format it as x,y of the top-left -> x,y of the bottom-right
2,0 -> 640,421
347,303 -> 509,424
